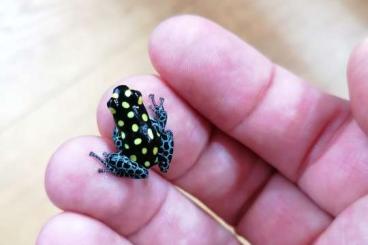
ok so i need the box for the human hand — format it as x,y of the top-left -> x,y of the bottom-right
37,15 -> 368,245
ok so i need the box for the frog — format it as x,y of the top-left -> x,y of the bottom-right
89,85 -> 174,179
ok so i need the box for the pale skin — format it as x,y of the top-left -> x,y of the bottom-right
37,15 -> 368,245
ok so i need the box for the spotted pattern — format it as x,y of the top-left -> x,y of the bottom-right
117,120 -> 124,127
157,130 -> 174,173
132,124 -> 139,132
90,152 -> 148,179
127,111 -> 134,118
142,113 -> 148,122
89,85 -> 174,179
122,101 -> 130,108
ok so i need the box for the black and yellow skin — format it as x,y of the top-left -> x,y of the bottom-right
89,85 -> 174,179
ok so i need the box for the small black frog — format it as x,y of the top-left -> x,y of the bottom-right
89,85 -> 174,179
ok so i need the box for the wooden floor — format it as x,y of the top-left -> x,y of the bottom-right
1,0 -> 367,244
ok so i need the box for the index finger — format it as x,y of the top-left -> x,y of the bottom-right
149,15 -> 347,182
149,15 -> 368,217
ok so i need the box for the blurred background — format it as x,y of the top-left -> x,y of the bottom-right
1,0 -> 367,244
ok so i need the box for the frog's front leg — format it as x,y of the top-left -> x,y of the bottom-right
89,152 -> 148,179
149,94 -> 167,129
112,127 -> 124,151
157,130 -> 174,173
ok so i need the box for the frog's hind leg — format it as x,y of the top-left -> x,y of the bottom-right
89,152 -> 148,179
89,151 -> 111,173
149,94 -> 167,129
108,153 -> 149,179
89,151 -> 105,163
157,130 -> 174,173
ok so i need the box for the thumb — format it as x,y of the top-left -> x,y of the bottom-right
348,39 -> 368,135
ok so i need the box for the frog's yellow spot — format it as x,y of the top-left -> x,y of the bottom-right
130,155 -> 137,162
124,143 -> 129,149
117,120 -> 124,127
138,96 -> 143,105
134,138 -> 142,145
153,147 -> 158,155
132,124 -> 139,132
125,89 -> 132,97
157,132 -> 160,137
109,107 -> 116,114
147,128 -> 154,139
127,111 -> 134,118
144,161 -> 150,167
141,147 -> 147,154
142,113 -> 148,122
112,93 -> 119,99
121,132 -> 126,139
122,101 -> 130,108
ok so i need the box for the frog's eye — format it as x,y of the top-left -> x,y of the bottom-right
111,92 -> 119,99
113,85 -> 129,94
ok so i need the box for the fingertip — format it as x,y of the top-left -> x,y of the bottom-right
148,15 -> 210,74
44,135 -> 171,235
347,38 -> 368,134
45,136 -> 114,210
149,14 -> 273,130
347,38 -> 368,88
37,212 -> 129,245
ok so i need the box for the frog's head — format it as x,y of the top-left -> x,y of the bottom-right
107,85 -> 143,119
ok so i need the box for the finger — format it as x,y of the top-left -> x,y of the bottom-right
37,212 -> 131,245
314,195 -> 368,244
348,39 -> 368,134
97,76 -> 332,244
45,136 -> 238,244
148,15 -> 348,181
149,15 -> 368,216
237,175 -> 331,245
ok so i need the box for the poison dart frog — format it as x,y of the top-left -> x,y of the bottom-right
89,85 -> 174,179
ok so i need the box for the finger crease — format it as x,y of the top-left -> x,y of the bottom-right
233,170 -> 275,227
228,63 -> 276,132
170,124 -> 215,181
295,110 -> 352,182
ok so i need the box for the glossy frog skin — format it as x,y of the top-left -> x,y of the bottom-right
89,85 -> 174,179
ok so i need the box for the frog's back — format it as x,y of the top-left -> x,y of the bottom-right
107,85 -> 160,168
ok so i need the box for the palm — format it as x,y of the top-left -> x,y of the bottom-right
38,16 -> 368,245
